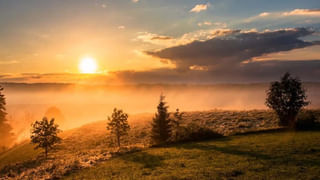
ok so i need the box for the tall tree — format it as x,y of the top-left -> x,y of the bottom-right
107,108 -> 130,148
30,117 -> 61,158
0,85 -> 14,148
151,94 -> 171,145
266,72 -> 309,127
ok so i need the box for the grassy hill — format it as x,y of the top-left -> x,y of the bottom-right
65,130 -> 320,180
1,110 -> 319,179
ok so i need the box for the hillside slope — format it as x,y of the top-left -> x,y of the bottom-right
1,110 -> 319,179
65,130 -> 320,180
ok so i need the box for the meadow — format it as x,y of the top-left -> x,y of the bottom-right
65,130 -> 320,180
1,110 -> 320,179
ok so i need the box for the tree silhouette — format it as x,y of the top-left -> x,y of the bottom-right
0,85 -> 14,149
30,117 -> 61,158
170,108 -> 184,142
266,72 -> 309,127
151,94 -> 171,145
107,108 -> 130,148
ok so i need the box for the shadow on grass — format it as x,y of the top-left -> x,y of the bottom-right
178,143 -> 272,160
176,129 -> 320,167
120,152 -> 164,169
233,127 -> 288,136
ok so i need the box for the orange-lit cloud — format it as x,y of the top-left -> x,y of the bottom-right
135,29 -> 237,47
283,9 -> 320,16
190,4 -> 209,13
245,9 -> 320,23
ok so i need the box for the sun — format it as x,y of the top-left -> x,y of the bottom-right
79,57 -> 98,74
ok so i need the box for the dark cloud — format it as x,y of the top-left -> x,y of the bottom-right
111,59 -> 320,83
147,28 -> 317,70
117,60 -> 320,84
0,59 -> 319,84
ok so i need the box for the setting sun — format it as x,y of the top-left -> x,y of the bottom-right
79,57 -> 98,74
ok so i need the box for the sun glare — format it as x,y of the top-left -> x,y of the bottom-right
79,57 -> 98,74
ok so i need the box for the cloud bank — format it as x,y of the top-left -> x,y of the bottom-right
147,28 -> 317,70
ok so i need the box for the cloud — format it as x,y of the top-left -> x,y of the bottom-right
283,9 -> 320,16
150,35 -> 173,40
132,0 -> 139,3
118,26 -> 126,30
109,60 -> 320,83
245,9 -> 320,23
146,28 -> 317,70
259,12 -> 270,17
190,4 -> 209,13
101,4 -> 107,8
0,60 -> 19,65
1,59 -> 320,84
198,21 -> 212,26
135,29 -> 236,47
197,22 -> 227,28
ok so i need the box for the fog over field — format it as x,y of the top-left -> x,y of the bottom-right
2,82 -> 320,143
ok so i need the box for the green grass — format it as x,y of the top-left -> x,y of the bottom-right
0,142 -> 41,170
65,130 -> 320,180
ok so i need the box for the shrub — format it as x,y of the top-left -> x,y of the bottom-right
266,72 -> 309,127
295,111 -> 318,130
175,123 -> 223,142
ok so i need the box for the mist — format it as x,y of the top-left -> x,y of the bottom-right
2,82 -> 320,144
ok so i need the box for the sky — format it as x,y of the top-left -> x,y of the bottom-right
0,0 -> 320,84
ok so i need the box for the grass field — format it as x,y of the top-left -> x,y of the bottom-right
1,110 -> 320,179
65,130 -> 320,180
0,142 -> 41,170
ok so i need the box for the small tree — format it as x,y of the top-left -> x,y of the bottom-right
170,108 -> 184,142
0,86 -> 15,148
107,108 -> 130,148
266,72 -> 309,127
151,94 -> 171,145
30,117 -> 61,158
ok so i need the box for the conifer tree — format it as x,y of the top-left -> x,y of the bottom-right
170,108 -> 184,142
0,86 -> 14,148
151,94 -> 171,145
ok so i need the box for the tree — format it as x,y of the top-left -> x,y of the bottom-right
0,86 -> 14,148
30,117 -> 61,158
169,108 -> 184,142
151,94 -> 171,145
266,72 -> 309,127
107,108 -> 130,148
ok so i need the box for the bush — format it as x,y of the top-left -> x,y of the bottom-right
172,123 -> 223,142
265,72 -> 309,127
295,111 -> 318,130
